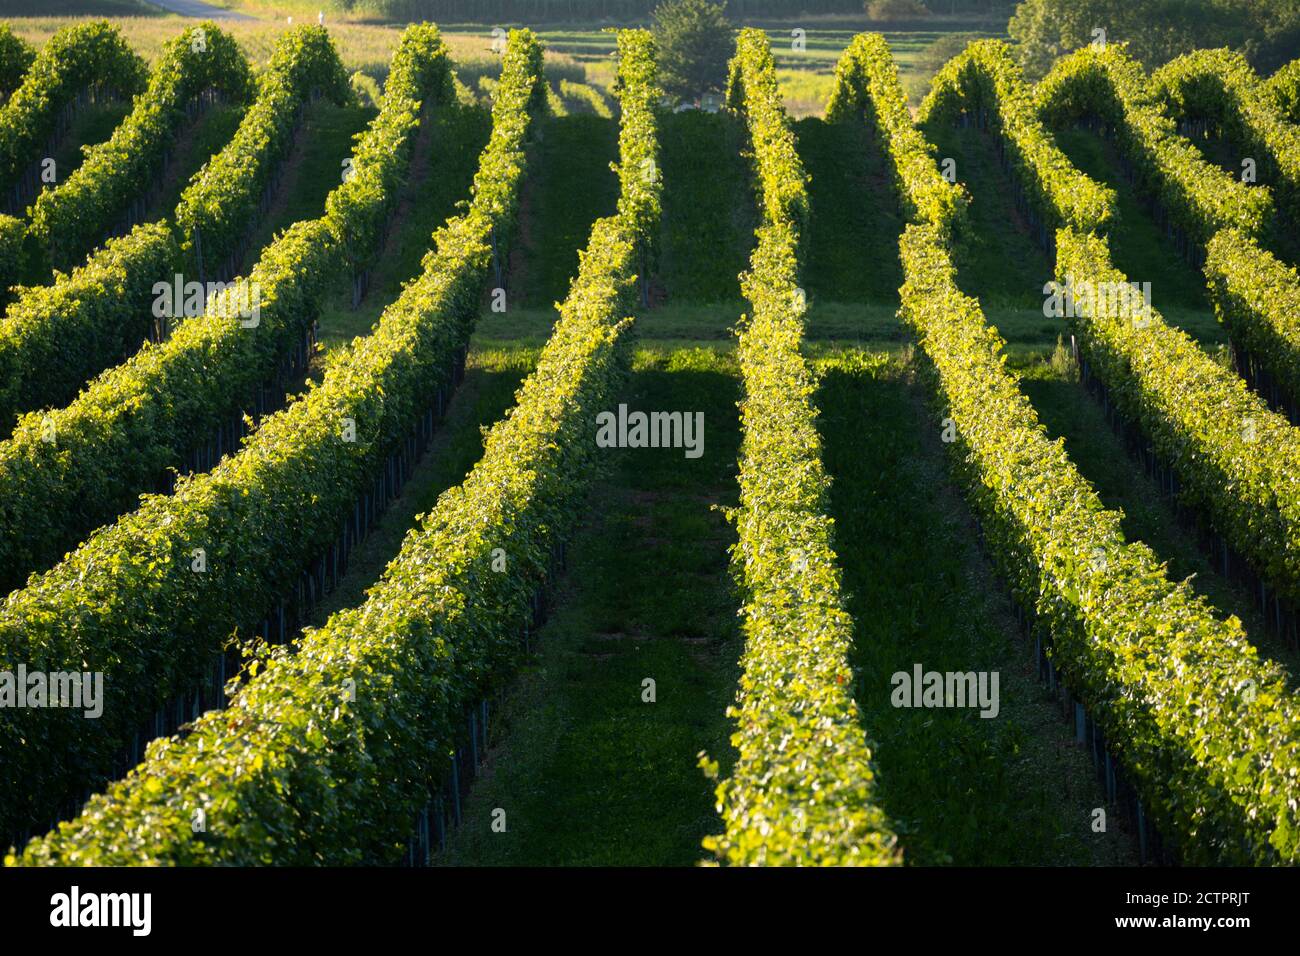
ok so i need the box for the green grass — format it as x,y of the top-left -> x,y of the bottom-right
1052,127 -> 1215,315
46,100 -> 131,192
1012,352 -> 1300,687
513,114 -> 619,309
306,342 -> 538,628
439,345 -> 743,866
797,116 -> 905,304
241,101 -> 373,283
475,300 -> 900,352
313,103 -> 490,350
917,121 -> 1227,349
1173,127 -> 1300,263
657,110 -> 755,304
472,299 -> 1209,360
556,79 -> 612,117
817,351 -> 1133,866
144,102 -> 245,224
923,119 -> 1055,308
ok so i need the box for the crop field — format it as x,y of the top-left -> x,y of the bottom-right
0,3 -> 1296,929
2,8 -> 1007,113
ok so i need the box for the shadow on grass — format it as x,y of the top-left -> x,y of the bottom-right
306,349 -> 537,627
438,354 -> 745,866
817,356 -> 1132,866
1017,366 -> 1300,687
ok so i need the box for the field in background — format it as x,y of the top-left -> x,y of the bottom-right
2,6 -> 1007,114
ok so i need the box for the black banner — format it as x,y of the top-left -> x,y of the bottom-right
0,865 -> 1291,941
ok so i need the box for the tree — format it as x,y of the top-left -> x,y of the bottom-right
866,0 -> 930,20
652,0 -> 733,103
907,32 -> 978,100
1007,0 -> 1294,79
